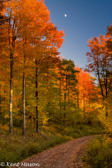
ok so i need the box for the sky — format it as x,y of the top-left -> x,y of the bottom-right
45,0 -> 112,70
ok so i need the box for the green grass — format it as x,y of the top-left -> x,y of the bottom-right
82,135 -> 112,168
58,124 -> 104,138
0,124 -> 104,167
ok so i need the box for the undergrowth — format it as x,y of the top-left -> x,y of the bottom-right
83,135 -> 112,168
0,124 -> 104,167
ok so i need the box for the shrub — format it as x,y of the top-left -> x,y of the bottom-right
83,136 -> 112,168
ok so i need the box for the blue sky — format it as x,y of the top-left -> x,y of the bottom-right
45,0 -> 112,69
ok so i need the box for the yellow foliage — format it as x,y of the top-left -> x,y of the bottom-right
0,124 -> 9,131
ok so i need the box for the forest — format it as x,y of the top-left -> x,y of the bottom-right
0,0 -> 112,168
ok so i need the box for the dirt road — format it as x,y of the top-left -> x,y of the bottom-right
19,135 -> 98,168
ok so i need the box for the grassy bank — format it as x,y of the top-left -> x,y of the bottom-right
0,124 -> 104,166
83,135 -> 112,168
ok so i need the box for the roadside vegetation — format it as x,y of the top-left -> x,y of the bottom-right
83,134 -> 112,168
0,124 -> 104,165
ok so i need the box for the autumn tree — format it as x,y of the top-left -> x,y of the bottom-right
2,0 -> 64,135
87,35 -> 112,118
0,0 -> 18,135
75,67 -> 97,123
56,59 -> 77,124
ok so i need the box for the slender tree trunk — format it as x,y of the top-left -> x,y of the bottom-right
105,69 -> 108,118
0,95 -> 1,116
9,51 -> 13,135
97,68 -> 104,100
4,82 -> 6,123
0,86 -> 1,121
64,87 -> 66,123
8,15 -> 13,135
64,76 -> 67,124
64,92 -> 66,124
77,73 -> 79,108
9,14 -> 16,136
83,94 -> 86,119
68,88 -> 69,110
59,73 -> 62,124
22,53 -> 26,135
35,59 -> 39,133
77,92 -> 79,108
46,70 -> 51,120
64,93 -> 66,111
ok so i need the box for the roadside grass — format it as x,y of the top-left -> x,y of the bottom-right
82,135 -> 112,168
59,124 -> 104,138
0,128 -> 69,164
0,124 -> 104,166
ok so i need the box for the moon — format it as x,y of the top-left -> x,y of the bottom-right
64,14 -> 67,18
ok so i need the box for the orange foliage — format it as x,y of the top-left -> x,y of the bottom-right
75,67 -> 96,113
87,34 -> 112,100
